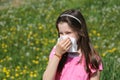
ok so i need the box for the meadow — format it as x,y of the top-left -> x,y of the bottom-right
0,0 -> 120,80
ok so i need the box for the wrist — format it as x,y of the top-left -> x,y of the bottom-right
54,52 -> 62,59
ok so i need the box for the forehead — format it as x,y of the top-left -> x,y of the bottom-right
58,22 -> 73,31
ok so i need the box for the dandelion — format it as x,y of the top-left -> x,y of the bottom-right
33,73 -> 37,77
6,74 -> 10,78
92,30 -> 96,34
107,48 -> 117,53
23,69 -> 27,74
32,60 -> 39,64
30,71 -> 34,77
4,49 -> 7,53
3,78 -> 7,80
35,40 -> 39,44
11,76 -> 15,79
15,73 -> 19,77
30,42 -> 34,46
33,33 -> 38,38
3,67 -> 7,73
0,59 -> 3,63
97,33 -> 100,37
24,65 -> 28,69
29,71 -> 37,77
36,56 -> 39,59
94,45 -> 98,49
10,27 -> 16,31
89,33 -> 92,37
102,53 -> 106,57
17,66 -> 20,69
38,25 -> 43,30
6,56 -> 12,61
112,48 -> 117,52
15,67 -> 20,71
49,39 -> 56,43
35,47 -> 40,51
2,43 -> 8,48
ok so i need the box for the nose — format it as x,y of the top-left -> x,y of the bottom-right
61,34 -> 69,38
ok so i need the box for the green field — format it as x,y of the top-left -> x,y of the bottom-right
0,0 -> 120,80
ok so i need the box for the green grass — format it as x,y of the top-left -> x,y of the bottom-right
0,0 -> 120,80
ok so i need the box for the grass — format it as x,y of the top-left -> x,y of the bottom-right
0,0 -> 120,80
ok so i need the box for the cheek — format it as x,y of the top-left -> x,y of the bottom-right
69,34 -> 78,41
72,33 -> 79,40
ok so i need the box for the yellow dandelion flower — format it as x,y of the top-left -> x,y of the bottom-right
94,45 -> 98,49
89,33 -> 92,36
0,59 -> 3,63
112,48 -> 117,52
97,33 -> 100,37
107,48 -> 116,53
3,78 -> 7,80
28,34 -> 31,39
35,61 -> 39,64
33,33 -> 38,38
7,69 -> 10,73
11,76 -> 15,79
33,73 -> 37,77
15,73 -> 19,77
1,43 -> 4,48
23,69 -> 27,74
107,50 -> 112,53
32,60 -> 39,64
6,74 -> 10,78
4,49 -> 7,53
3,67 -> 7,73
30,42 -> 34,46
38,26 -> 43,30
16,66 -> 20,69
6,71 -> 10,75
36,56 -> 39,59
30,72 -> 34,77
92,30 -> 96,34
15,66 -> 20,72
24,66 -> 27,69
102,53 -> 106,57
50,39 -> 56,43
35,40 -> 39,44
35,48 -> 40,51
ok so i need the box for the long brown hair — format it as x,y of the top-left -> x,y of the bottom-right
56,9 -> 101,73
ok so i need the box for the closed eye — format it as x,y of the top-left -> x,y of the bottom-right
59,32 -> 63,35
65,32 -> 72,34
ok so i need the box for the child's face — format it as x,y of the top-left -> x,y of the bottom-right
58,22 -> 78,40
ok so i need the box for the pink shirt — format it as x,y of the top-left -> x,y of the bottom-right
49,47 -> 103,80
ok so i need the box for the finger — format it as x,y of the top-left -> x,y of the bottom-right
62,40 -> 71,51
61,38 -> 71,45
66,45 -> 72,51
64,40 -> 72,48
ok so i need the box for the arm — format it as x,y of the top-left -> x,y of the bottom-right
43,54 -> 61,80
90,70 -> 101,80
43,38 -> 71,80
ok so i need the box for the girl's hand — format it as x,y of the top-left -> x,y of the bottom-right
55,37 -> 72,56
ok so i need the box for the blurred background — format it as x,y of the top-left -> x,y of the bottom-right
0,0 -> 120,80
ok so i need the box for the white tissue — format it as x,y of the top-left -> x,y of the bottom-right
57,36 -> 78,52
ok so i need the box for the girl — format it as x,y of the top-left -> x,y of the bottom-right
43,9 -> 103,80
